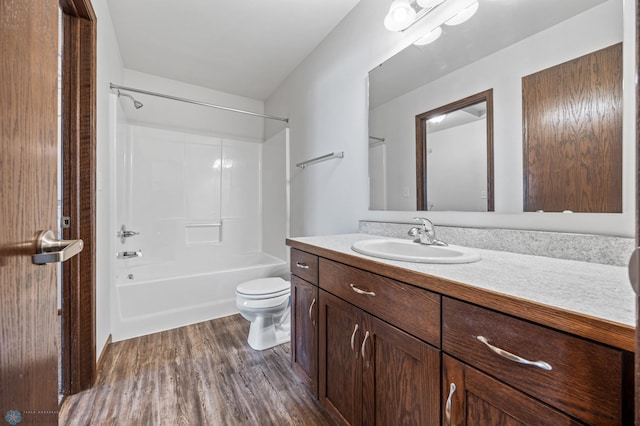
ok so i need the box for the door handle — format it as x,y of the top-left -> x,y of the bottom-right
629,247 -> 640,295
308,298 -> 316,326
445,383 -> 456,425
360,331 -> 371,368
32,230 -> 84,265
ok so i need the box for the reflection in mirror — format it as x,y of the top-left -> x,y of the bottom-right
523,43 -> 622,213
415,90 -> 493,212
368,0 -> 622,212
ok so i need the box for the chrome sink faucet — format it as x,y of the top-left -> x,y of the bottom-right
408,217 -> 447,246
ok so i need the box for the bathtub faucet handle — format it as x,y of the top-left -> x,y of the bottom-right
117,224 -> 140,244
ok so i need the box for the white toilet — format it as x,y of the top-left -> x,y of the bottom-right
235,277 -> 291,350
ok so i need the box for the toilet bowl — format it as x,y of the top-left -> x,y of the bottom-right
235,277 -> 291,351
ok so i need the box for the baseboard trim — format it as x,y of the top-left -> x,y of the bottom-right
96,334 -> 112,373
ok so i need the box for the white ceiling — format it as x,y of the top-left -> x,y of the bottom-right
106,0 -> 361,101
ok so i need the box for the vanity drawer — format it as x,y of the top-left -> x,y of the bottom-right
291,249 -> 318,285
319,258 -> 440,347
442,297 -> 629,425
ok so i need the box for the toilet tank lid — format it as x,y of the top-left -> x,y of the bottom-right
236,277 -> 289,295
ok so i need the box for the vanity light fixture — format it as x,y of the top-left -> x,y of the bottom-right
383,0 -> 479,46
384,0 -> 417,31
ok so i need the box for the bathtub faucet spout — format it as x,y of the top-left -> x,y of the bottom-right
117,250 -> 143,259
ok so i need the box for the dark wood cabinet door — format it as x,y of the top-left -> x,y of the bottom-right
319,291 -> 363,426
442,355 -> 581,426
291,275 -> 319,397
362,315 -> 440,426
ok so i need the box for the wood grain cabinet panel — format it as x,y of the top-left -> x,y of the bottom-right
442,354 -> 581,426
442,297 -> 632,425
319,258 -> 440,347
362,314 -> 440,426
319,291 -> 363,425
291,248 -> 319,284
291,275 -> 319,398
319,290 -> 440,426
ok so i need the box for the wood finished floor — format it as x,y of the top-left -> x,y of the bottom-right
59,315 -> 334,425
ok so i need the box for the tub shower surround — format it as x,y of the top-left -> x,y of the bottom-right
113,124 -> 286,341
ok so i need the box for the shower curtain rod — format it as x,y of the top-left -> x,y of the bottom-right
109,83 -> 289,123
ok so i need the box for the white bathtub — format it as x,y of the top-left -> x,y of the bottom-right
112,252 -> 288,341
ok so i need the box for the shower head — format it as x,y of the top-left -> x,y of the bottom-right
117,90 -> 143,109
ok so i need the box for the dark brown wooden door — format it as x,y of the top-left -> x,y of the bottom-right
0,0 -> 60,424
291,275 -> 319,397
523,43 -> 623,213
442,355 -> 580,426
362,314 -> 440,426
319,290 -> 363,426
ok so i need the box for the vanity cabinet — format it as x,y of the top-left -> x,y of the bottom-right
287,244 -> 633,426
290,249 -> 319,397
318,258 -> 441,426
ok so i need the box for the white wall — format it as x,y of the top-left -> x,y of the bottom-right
94,0 -> 124,360
265,0 -> 635,238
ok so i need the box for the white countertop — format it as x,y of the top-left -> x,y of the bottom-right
289,233 -> 636,328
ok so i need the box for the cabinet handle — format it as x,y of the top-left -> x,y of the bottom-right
350,283 -> 376,297
350,324 -> 360,356
295,262 -> 309,269
308,298 -> 316,325
477,336 -> 552,371
360,331 -> 371,367
445,383 -> 456,426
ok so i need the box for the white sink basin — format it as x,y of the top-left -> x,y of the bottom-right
351,238 -> 481,264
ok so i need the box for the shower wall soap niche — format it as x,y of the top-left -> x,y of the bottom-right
186,222 -> 222,245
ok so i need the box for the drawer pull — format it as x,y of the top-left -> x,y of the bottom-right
350,324 -> 360,355
445,383 -> 456,426
361,331 -> 371,367
295,262 -> 310,269
477,336 -> 553,371
308,298 -> 316,325
350,284 -> 376,297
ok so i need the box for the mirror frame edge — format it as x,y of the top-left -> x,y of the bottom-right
415,88 -> 495,212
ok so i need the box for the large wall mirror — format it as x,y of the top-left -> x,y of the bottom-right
368,0 -> 623,213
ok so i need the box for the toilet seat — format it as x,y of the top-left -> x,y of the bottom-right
236,277 -> 289,300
